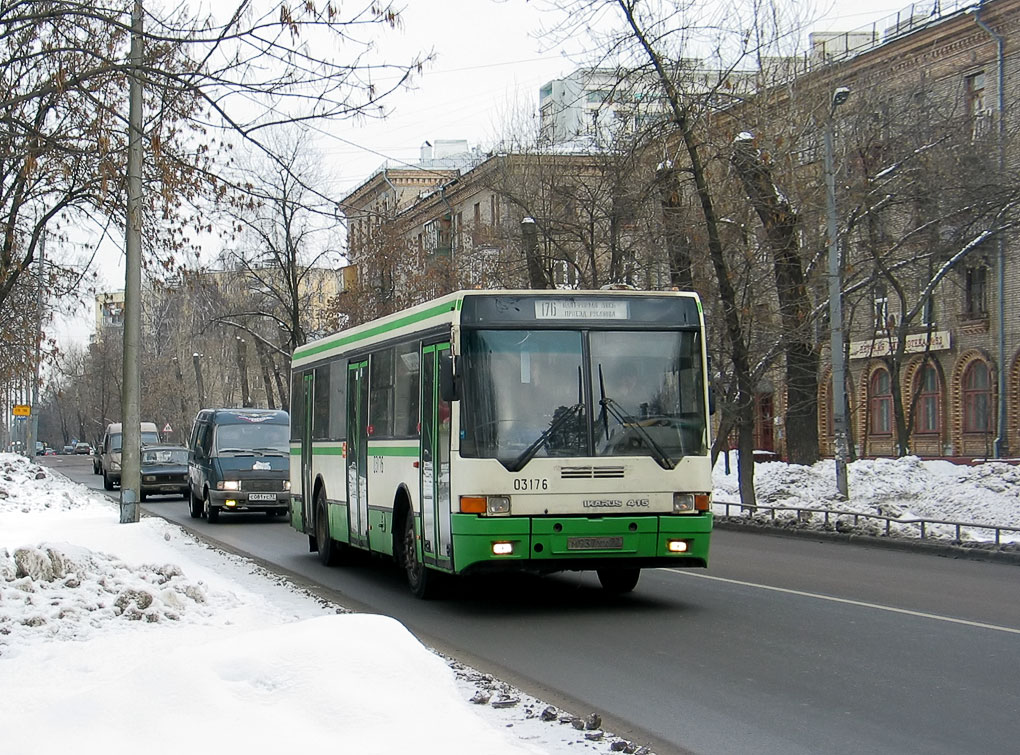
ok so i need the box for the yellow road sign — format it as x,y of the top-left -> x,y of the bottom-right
12,404 -> 30,417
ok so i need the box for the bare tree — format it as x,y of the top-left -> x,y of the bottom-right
0,1 -> 427,378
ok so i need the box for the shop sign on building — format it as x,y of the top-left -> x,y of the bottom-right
848,330 -> 951,360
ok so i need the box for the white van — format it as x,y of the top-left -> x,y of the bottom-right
98,422 -> 161,490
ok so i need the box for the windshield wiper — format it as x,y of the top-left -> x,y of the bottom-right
597,364 -> 676,470
216,447 -> 253,456
508,365 -> 586,472
251,446 -> 288,456
508,402 -> 585,472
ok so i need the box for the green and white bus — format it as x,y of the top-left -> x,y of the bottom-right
289,289 -> 713,598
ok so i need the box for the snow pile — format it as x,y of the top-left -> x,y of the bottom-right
713,455 -> 1020,544
0,453 -> 109,513
0,542 -> 224,657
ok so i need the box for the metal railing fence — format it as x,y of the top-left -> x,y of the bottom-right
714,500 -> 1020,546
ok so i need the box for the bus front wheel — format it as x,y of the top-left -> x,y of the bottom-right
597,568 -> 640,594
315,489 -> 341,566
402,514 -> 440,599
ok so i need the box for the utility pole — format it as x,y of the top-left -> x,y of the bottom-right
824,87 -> 851,500
25,233 -> 45,458
121,0 -> 143,524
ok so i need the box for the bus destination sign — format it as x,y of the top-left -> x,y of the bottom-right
534,299 -> 630,320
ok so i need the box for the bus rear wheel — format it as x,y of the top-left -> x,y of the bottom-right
189,490 -> 202,519
597,567 -> 640,594
402,514 -> 440,599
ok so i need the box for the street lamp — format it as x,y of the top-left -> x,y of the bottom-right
824,86 -> 851,500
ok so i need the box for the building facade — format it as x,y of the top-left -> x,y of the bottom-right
804,0 -> 1020,460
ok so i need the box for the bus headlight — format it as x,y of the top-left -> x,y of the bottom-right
491,541 -> 515,556
673,493 -> 711,513
487,496 -> 510,515
673,493 -> 695,513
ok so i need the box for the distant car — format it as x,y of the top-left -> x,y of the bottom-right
139,445 -> 190,501
74,442 -> 91,455
44,448 -> 57,456
98,421 -> 161,490
63,445 -> 74,454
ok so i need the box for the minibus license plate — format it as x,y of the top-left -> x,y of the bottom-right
567,536 -> 623,550
249,493 -> 277,501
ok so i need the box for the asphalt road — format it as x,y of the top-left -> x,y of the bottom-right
45,454 -> 1020,755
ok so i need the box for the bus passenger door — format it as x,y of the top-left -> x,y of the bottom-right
347,360 -> 370,548
420,343 -> 452,569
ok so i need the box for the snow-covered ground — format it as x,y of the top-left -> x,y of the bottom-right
3,453 -> 1018,755
0,454 -> 649,755
713,453 -> 1020,544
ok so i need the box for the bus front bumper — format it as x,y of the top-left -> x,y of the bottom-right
450,513 -> 711,575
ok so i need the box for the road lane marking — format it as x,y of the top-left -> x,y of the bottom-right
659,570 -> 1020,635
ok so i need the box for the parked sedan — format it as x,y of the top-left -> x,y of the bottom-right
139,445 -> 190,501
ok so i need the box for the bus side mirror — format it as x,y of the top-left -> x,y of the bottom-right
439,353 -> 460,402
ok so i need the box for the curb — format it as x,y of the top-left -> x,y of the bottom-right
713,518 -> 1020,565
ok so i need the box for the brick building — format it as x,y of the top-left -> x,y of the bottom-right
795,0 -> 1020,460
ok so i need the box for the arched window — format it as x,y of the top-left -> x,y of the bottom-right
869,368 -> 893,435
914,364 -> 940,434
963,361 -> 992,433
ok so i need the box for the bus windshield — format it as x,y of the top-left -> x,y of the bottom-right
460,328 -> 706,468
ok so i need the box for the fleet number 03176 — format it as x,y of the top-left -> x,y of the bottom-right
513,478 -> 549,491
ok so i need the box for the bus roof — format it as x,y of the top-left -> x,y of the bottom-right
292,289 -> 702,367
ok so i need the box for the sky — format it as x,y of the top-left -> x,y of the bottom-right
51,0 -> 941,348
1,450 -> 1017,754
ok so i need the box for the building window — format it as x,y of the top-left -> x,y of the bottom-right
490,195 -> 500,227
913,364 -> 940,434
962,361 -> 992,433
869,368 -> 893,435
965,71 -> 990,139
873,287 -> 889,330
964,266 -> 987,317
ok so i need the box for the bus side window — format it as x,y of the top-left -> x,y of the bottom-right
312,364 -> 330,440
370,349 -> 395,437
328,359 -> 347,440
394,345 -> 420,437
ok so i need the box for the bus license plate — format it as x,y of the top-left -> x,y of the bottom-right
249,493 -> 277,502
567,536 -> 623,550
